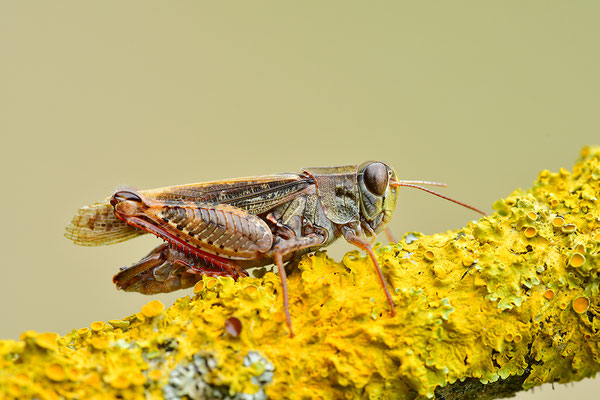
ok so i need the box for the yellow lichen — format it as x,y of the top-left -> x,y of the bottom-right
108,319 -> 130,329
513,334 -> 523,344
424,250 -> 435,261
2,146 -> 600,399
461,255 -> 474,267
205,277 -> 218,289
586,213 -> 595,221
90,321 -> 105,332
13,373 -> 28,386
570,253 -> 586,268
89,336 -> 109,350
573,296 -> 590,314
553,216 -> 565,227
193,280 -> 205,294
562,223 -> 578,233
77,327 -> 90,336
34,333 -> 59,352
523,226 -> 537,238
45,363 -> 66,382
108,375 -> 131,389
148,369 -> 162,381
140,300 -> 164,318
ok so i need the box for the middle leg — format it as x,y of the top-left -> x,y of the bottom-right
268,233 -> 327,337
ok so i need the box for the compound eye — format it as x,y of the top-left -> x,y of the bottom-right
110,190 -> 142,207
363,162 -> 389,196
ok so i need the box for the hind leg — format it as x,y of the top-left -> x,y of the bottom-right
113,243 -> 243,294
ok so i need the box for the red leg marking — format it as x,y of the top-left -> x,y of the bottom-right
172,255 -> 248,279
122,216 -> 240,274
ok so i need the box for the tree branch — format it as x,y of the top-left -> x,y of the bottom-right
2,147 -> 600,399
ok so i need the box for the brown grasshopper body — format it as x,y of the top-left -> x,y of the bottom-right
66,162 -> 485,336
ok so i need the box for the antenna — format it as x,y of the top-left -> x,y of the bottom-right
390,181 -> 487,216
392,180 -> 447,187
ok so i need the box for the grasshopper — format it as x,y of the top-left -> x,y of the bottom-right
65,162 -> 485,336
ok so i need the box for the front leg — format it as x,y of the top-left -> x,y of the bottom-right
269,233 -> 327,337
342,226 -> 395,316
384,226 -> 397,243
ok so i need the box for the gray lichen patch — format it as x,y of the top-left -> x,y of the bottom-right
164,351 -> 274,400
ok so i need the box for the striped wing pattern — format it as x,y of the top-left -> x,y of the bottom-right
65,200 -> 143,246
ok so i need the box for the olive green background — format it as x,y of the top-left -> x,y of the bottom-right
1,2 -> 599,397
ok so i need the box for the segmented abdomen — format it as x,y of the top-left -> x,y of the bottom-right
154,203 -> 273,259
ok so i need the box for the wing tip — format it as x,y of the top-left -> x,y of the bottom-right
65,200 -> 143,246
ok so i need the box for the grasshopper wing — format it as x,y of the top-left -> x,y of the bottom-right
143,173 -> 313,215
65,200 -> 144,246
66,173 -> 313,246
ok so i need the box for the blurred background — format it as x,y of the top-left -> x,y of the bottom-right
1,2 -> 598,398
